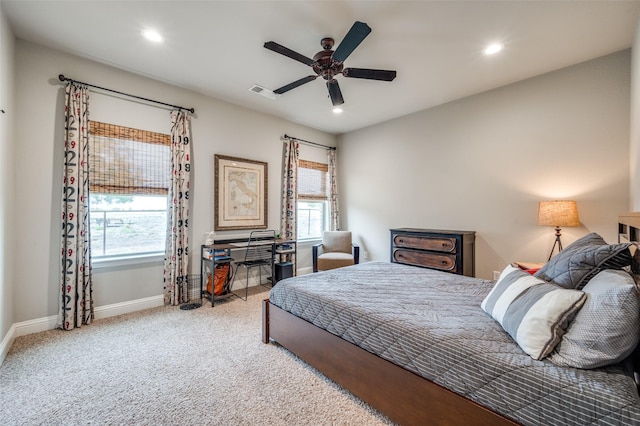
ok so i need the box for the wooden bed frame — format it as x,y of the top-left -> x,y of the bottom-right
262,300 -> 518,425
261,213 -> 640,425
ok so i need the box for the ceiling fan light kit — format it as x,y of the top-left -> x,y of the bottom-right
264,21 -> 397,106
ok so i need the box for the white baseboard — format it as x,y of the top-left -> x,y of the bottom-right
93,295 -> 164,320
297,266 -> 312,276
0,323 -> 16,368
13,314 -> 59,338
0,294 -> 164,366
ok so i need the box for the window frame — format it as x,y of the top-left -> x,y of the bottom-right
297,159 -> 329,241
88,121 -> 170,266
296,199 -> 328,241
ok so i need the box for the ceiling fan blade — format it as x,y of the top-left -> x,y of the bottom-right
264,41 -> 316,67
332,21 -> 371,63
343,68 -> 397,81
326,79 -> 344,106
273,75 -> 318,94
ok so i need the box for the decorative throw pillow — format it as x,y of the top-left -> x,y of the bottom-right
534,232 -> 632,289
548,269 -> 640,369
482,264 -> 587,360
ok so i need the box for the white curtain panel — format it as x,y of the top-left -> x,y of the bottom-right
163,110 -> 192,305
281,139 -> 299,241
59,82 -> 93,330
328,149 -> 339,231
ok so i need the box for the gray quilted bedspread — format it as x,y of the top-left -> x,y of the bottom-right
269,261 -> 640,426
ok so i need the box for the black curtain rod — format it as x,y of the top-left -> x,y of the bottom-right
58,74 -> 195,114
283,134 -> 335,150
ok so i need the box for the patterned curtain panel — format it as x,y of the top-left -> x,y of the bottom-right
163,110 -> 192,305
59,82 -> 93,330
281,139 -> 299,240
328,149 -> 340,231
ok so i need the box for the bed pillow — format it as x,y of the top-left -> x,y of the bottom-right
534,232 -> 632,289
547,269 -> 640,369
482,264 -> 587,360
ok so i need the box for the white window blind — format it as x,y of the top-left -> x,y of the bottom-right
298,159 -> 328,200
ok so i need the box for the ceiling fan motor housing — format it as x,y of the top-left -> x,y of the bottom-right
313,49 -> 343,80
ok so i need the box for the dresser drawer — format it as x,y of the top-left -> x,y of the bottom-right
393,248 -> 457,273
393,234 -> 457,253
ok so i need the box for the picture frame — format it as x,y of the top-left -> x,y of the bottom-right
214,154 -> 268,231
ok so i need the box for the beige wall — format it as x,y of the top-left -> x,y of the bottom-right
12,40 -> 335,323
338,50 -> 631,280
631,16 -> 640,210
2,21 -> 638,334
0,4 -> 15,345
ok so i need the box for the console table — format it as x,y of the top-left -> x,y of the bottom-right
200,238 -> 296,306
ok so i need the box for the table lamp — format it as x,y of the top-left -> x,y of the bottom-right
537,200 -> 580,261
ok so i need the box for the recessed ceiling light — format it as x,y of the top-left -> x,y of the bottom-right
332,107 -> 343,114
142,29 -> 164,43
483,42 -> 504,55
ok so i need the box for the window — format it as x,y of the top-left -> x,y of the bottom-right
297,160 -> 328,240
88,121 -> 170,259
297,200 -> 326,239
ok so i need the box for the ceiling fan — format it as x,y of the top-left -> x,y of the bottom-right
264,21 -> 397,106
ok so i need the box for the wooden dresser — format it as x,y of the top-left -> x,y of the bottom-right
390,228 -> 476,277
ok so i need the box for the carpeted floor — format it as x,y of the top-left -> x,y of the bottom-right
0,287 -> 394,425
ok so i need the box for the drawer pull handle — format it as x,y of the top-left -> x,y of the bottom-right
398,239 -> 404,243
442,243 -> 447,247
442,260 -> 448,265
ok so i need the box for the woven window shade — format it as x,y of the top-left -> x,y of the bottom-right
89,121 -> 171,195
298,159 -> 328,201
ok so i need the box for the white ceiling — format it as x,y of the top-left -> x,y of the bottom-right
3,1 -> 640,135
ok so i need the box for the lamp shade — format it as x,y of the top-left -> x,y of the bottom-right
537,200 -> 580,227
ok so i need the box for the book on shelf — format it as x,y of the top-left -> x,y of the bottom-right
213,255 -> 233,262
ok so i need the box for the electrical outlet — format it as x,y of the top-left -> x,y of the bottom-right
364,251 -> 370,261
493,270 -> 501,280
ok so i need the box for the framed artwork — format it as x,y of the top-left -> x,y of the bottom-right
214,154 -> 268,231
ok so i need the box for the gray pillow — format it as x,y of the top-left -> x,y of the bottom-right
534,232 -> 631,289
547,269 -> 640,369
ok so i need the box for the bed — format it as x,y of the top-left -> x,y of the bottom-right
262,217 -> 640,426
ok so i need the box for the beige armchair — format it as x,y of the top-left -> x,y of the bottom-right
312,231 -> 360,272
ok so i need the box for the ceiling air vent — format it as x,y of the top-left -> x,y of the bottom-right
249,84 -> 280,100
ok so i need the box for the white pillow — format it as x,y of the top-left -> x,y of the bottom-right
482,264 -> 587,360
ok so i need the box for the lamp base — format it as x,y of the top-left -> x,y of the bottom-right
547,226 -> 564,261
